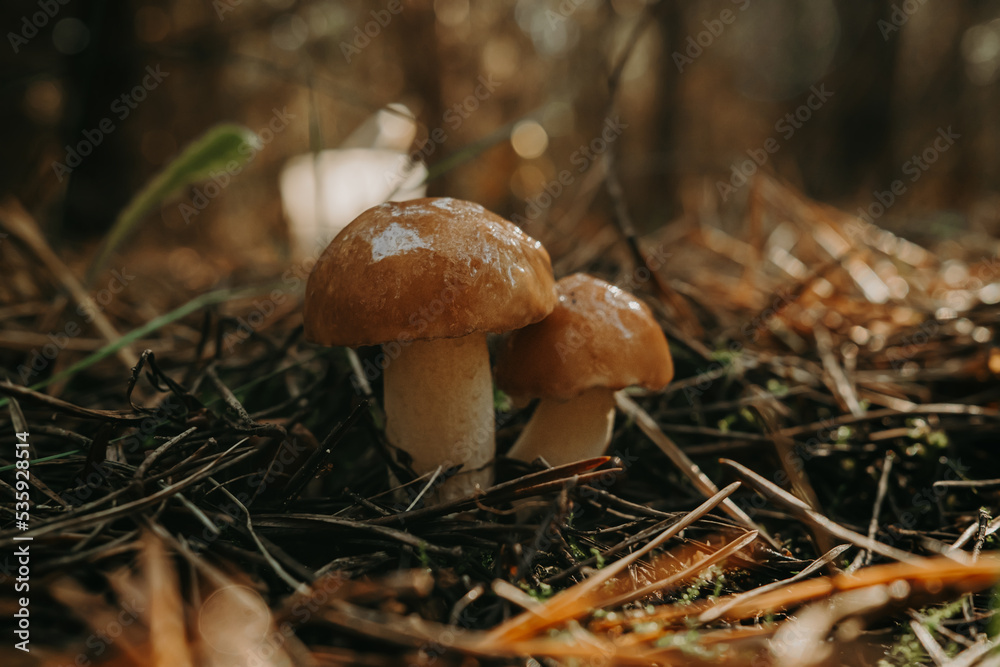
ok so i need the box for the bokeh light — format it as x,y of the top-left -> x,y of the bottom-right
511,119 -> 549,159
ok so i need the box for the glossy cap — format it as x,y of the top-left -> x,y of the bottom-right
494,273 -> 674,400
304,198 -> 557,347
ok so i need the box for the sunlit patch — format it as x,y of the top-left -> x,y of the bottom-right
990,348 -> 1000,374
979,282 -> 1000,304
434,0 -> 470,27
369,221 -> 431,261
511,120 -> 549,160
198,585 -> 273,655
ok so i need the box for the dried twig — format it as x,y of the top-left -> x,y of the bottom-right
0,198 -> 138,369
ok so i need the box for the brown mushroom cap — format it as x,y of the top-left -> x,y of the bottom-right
304,198 -> 557,347
494,273 -> 674,400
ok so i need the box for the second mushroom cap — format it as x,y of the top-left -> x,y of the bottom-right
495,272 -> 674,401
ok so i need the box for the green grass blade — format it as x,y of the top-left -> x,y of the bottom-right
85,124 -> 262,285
0,283 -> 278,410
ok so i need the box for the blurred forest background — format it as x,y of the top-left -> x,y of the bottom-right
2,0 -> 1000,299
5,4 -> 1000,663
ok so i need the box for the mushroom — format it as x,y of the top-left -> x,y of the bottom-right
303,197 -> 557,499
494,273 -> 674,467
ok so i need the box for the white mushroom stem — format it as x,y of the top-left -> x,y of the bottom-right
506,387 -> 616,466
383,333 -> 494,501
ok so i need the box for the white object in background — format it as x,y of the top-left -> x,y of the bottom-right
280,104 -> 427,259
341,102 -> 419,151
281,149 -> 427,259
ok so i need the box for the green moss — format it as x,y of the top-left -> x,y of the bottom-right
766,378 -> 790,397
520,581 -> 554,601
879,600 -> 966,666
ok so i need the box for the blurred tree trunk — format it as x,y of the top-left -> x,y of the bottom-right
892,0 -> 976,209
794,0 -> 899,202
397,4 -> 445,196
59,1 -> 140,238
645,1 -> 684,228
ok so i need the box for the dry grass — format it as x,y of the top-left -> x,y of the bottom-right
2,170 -> 1000,665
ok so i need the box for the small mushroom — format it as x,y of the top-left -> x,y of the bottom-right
304,197 -> 557,499
494,273 -> 674,466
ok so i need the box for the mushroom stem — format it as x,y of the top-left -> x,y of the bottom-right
506,387 -> 616,466
383,333 -> 494,500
